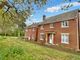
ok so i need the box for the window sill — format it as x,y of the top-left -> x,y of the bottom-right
50,27 -> 54,28
61,26 -> 69,28
40,39 -> 44,40
61,42 -> 69,44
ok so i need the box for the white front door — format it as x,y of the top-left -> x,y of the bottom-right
49,34 -> 53,44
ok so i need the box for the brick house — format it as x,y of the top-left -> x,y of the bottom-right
25,9 -> 80,51
25,23 -> 38,41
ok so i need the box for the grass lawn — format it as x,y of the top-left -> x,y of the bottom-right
0,37 -> 80,60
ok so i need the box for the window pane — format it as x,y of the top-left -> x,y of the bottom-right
40,26 -> 44,30
61,21 -> 69,27
61,33 -> 69,44
40,33 -> 44,40
50,23 -> 54,28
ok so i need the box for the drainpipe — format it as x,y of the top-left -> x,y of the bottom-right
77,10 -> 80,51
78,10 -> 80,50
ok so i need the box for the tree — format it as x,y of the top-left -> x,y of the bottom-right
0,9 -> 16,36
0,0 -> 47,37
0,0 -> 47,20
0,9 -> 26,36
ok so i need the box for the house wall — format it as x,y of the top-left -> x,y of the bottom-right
25,27 -> 38,41
37,26 -> 45,43
37,19 -> 78,50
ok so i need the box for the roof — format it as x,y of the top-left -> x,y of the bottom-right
26,23 -> 40,28
27,9 -> 80,28
39,9 -> 79,25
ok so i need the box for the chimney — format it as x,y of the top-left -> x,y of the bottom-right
78,9 -> 80,12
43,15 -> 46,21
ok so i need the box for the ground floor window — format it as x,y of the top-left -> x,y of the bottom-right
28,37 -> 31,40
40,33 -> 45,40
32,35 -> 35,40
61,33 -> 69,44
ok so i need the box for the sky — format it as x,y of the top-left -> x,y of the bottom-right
26,0 -> 80,25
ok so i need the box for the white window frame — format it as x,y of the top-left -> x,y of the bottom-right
50,23 -> 54,28
40,25 -> 44,30
28,37 -> 30,40
61,21 -> 69,28
61,33 -> 69,44
26,29 -> 28,32
32,34 -> 34,40
40,33 -> 45,40
32,28 -> 35,31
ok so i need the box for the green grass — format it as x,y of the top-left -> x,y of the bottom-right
0,37 -> 80,60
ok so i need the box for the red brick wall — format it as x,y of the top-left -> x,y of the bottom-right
37,19 -> 78,50
25,27 -> 38,41
37,26 -> 45,43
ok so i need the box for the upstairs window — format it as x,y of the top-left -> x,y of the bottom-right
26,29 -> 28,32
40,25 -> 44,30
50,23 -> 54,28
61,33 -> 69,44
32,28 -> 35,31
40,33 -> 45,40
32,34 -> 35,40
61,21 -> 69,28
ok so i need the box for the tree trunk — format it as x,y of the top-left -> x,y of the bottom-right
18,29 -> 20,37
4,32 -> 6,36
